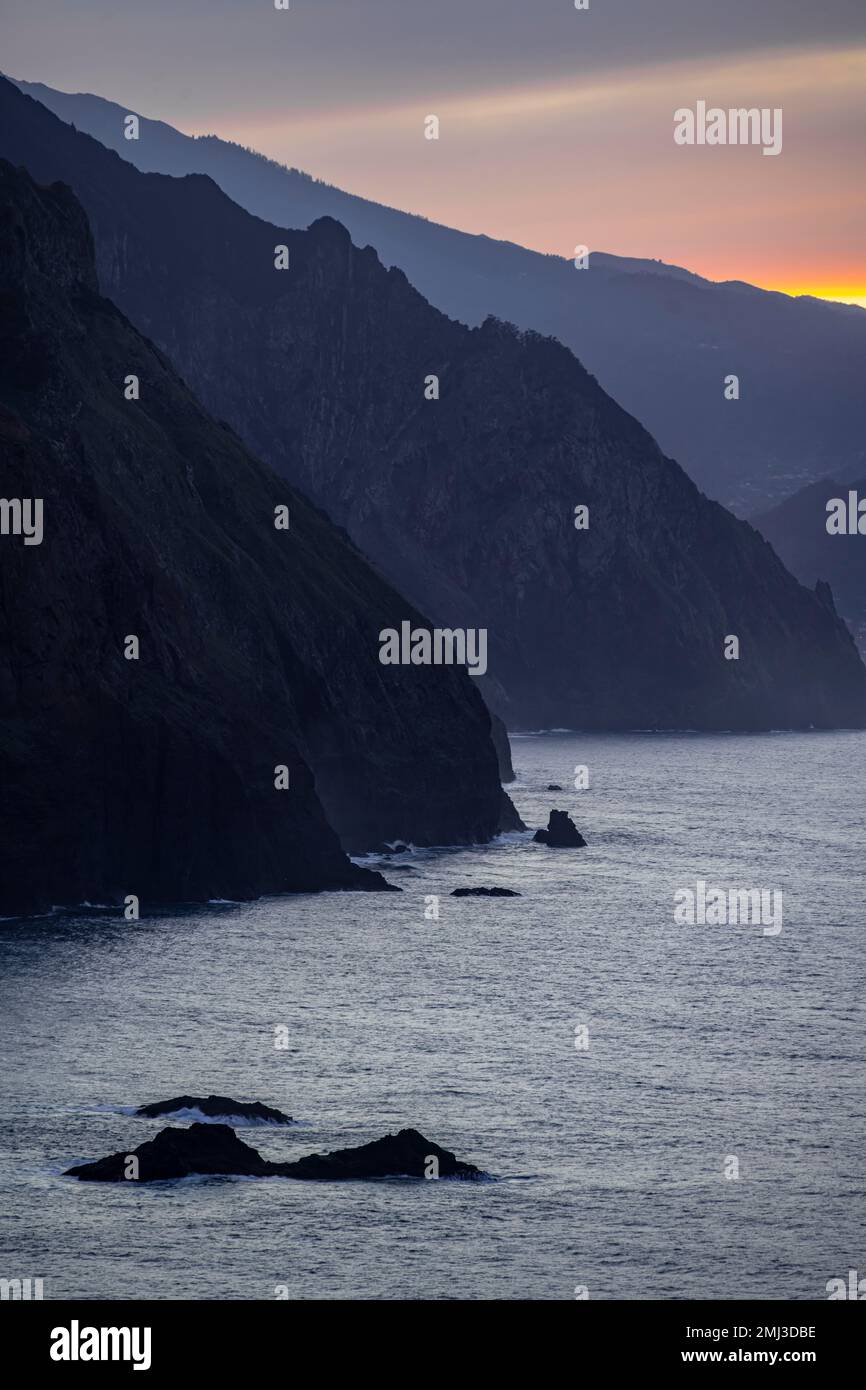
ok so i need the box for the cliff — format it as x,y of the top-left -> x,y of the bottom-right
0,160 -> 516,916
753,478 -> 866,655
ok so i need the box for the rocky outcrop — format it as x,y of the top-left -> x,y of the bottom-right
135,1096 -> 293,1125
533,811 -> 587,847
3,77 -> 865,733
65,1123 -> 484,1181
281,1127 -> 483,1180
0,159 -> 517,917
451,887 -> 520,897
65,1124 -> 269,1181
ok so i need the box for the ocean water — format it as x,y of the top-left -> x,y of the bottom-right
1,731 -> 864,1301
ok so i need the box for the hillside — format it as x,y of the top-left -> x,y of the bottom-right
0,159 -> 516,915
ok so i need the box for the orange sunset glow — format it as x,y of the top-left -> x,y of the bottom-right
176,38 -> 864,311
6,6 -> 865,309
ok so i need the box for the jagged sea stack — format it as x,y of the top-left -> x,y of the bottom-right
533,811 -> 587,847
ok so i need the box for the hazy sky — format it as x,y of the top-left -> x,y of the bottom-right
6,0 -> 866,304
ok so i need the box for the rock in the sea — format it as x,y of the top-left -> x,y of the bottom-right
65,1123 -> 270,1182
65,1124 -> 485,1183
451,887 -> 521,897
533,810 -> 587,847
280,1128 -> 484,1181
547,783 -> 563,790
135,1095 -> 292,1125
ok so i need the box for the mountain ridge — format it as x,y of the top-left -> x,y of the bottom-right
2,75 -> 864,734
10,73 -> 866,514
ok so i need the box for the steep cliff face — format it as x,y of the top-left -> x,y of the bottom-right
3,78 -> 865,732
753,480 -> 866,656
0,161 -> 515,916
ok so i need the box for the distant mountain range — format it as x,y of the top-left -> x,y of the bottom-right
754,479 -> 866,655
2,75 -> 863,734
10,74 -> 866,515
0,157 -> 518,916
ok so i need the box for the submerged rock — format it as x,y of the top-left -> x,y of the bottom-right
135,1095 -> 292,1125
451,887 -> 521,897
533,810 -> 587,847
547,783 -> 563,791
65,1124 -> 485,1183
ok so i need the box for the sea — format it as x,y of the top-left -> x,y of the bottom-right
1,731 -> 864,1300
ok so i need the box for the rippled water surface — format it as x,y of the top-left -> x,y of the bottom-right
1,732 -> 864,1300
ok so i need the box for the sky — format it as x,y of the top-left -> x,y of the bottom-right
5,0 -> 866,305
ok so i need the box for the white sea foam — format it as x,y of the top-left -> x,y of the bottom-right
138,1107 -> 294,1127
